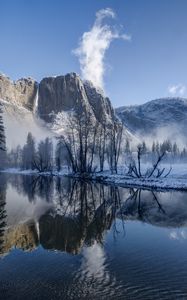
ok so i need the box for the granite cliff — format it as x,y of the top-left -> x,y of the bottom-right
0,72 -> 115,125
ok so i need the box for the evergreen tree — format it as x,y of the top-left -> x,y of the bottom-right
152,141 -> 156,153
173,142 -> 179,156
142,141 -> 147,154
55,137 -> 64,172
156,141 -> 160,154
0,103 -> 6,169
22,133 -> 36,169
125,138 -> 130,153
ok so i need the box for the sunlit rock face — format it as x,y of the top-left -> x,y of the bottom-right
0,72 -> 116,125
0,74 -> 38,111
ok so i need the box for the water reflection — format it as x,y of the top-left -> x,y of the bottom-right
122,189 -> 187,228
0,175 -> 7,253
1,174 -> 187,257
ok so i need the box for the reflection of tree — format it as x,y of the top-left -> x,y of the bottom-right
0,175 -> 7,254
6,175 -> 126,254
5,172 -> 187,256
8,174 -> 54,203
31,176 -> 54,202
122,189 -> 166,223
39,180 -> 125,254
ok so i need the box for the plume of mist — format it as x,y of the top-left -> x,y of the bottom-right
73,8 -> 131,90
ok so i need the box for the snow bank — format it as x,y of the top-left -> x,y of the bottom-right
2,164 -> 187,191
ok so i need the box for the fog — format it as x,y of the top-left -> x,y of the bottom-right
2,102 -> 53,149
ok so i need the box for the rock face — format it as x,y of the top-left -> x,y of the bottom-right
0,72 -> 124,148
0,74 -> 38,111
38,73 -> 115,124
0,72 -> 116,125
84,80 -> 115,124
38,73 -> 90,122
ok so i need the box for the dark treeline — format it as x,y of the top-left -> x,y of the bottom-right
7,133 -> 54,172
137,139 -> 187,163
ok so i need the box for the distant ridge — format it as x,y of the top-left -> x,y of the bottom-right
116,97 -> 187,142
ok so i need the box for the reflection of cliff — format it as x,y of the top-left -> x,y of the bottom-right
0,207 -> 114,255
39,215 -> 84,254
39,181 -> 116,254
2,222 -> 39,254
39,203 -> 114,254
2,174 -> 187,256
0,180 -> 117,255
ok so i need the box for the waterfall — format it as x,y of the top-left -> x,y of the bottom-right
33,87 -> 39,116
36,221 -> 40,241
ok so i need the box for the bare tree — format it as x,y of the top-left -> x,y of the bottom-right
59,110 -> 100,174
128,147 -> 172,179
108,123 -> 123,174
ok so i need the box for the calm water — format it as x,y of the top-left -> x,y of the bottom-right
0,174 -> 187,299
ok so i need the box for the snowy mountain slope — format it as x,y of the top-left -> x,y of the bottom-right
116,98 -> 187,144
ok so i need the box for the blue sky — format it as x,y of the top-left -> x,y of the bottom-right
0,0 -> 187,107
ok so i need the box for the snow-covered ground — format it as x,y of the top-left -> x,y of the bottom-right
1,167 -> 69,176
2,164 -> 187,191
89,164 -> 187,191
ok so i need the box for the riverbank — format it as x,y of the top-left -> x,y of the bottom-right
2,164 -> 187,191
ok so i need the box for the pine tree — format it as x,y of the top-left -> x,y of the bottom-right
0,103 -> 6,169
156,141 -> 160,154
22,132 -> 36,169
173,142 -> 179,156
142,141 -> 147,154
152,141 -> 156,153
125,138 -> 130,153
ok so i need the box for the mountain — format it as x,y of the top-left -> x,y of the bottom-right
0,72 -> 126,148
116,98 -> 187,144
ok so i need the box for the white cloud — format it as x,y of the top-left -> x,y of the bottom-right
73,8 -> 131,89
168,84 -> 186,96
